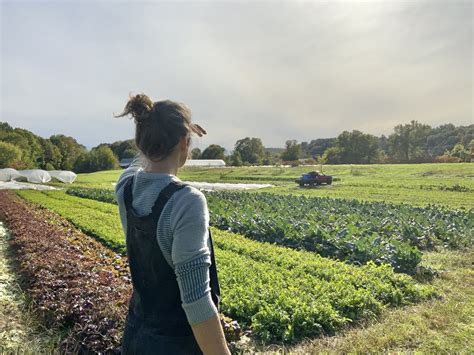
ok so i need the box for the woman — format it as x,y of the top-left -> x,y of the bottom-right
114,93 -> 230,355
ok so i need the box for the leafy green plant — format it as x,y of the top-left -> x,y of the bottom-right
65,187 -> 473,274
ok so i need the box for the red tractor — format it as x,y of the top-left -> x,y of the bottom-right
295,171 -> 333,187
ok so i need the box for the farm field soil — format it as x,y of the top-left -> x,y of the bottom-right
50,163 -> 474,209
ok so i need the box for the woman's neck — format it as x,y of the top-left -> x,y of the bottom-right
143,164 -> 178,176
143,156 -> 179,176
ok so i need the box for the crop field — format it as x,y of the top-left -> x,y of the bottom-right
14,189 -> 436,342
65,187 -> 473,275
66,163 -> 474,208
1,163 -> 473,352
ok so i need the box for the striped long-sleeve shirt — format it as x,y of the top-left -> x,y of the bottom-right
114,155 -> 217,325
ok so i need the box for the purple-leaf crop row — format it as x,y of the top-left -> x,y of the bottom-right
0,191 -> 130,353
0,191 -> 242,352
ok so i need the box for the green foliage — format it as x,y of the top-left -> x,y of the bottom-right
17,190 -> 126,252
17,189 -> 436,343
336,130 -> 380,164
201,144 -> 225,160
50,134 -> 87,170
37,137 -> 62,169
0,141 -> 22,168
68,187 -> 117,204
426,123 -> 473,158
0,128 -> 43,168
280,140 -> 302,161
264,147 -> 285,159
90,146 -> 119,171
446,143 -> 471,162
204,192 -> 472,274
388,121 -> 432,163
0,122 -> 13,131
323,146 -> 342,164
234,137 -> 265,165
0,122 -> 88,170
2,121 -> 471,170
109,139 -> 138,161
230,150 -> 243,166
313,131 -> 381,164
65,187 -> 473,275
301,138 -> 337,158
314,123 -> 473,164
74,146 -> 119,173
262,151 -> 274,165
65,163 -> 474,209
191,147 -> 202,159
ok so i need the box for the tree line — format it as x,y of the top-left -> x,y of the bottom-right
0,122 -> 118,173
192,121 -> 473,166
0,120 -> 472,173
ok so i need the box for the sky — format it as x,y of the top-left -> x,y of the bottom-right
1,0 -> 472,152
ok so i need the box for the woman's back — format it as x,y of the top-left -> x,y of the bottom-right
115,166 -> 213,270
115,160 -> 218,322
114,93 -> 229,354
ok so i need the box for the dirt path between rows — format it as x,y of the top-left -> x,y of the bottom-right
0,221 -> 23,351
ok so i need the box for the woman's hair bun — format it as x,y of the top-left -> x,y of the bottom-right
114,93 -> 154,123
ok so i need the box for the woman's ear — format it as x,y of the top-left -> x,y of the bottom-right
179,135 -> 189,153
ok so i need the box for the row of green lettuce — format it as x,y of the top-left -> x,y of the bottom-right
65,187 -> 473,275
16,190 -> 435,343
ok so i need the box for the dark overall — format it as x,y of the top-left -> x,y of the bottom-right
122,176 -> 221,355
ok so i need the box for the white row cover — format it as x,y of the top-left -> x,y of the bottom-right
0,181 -> 59,191
111,180 -> 273,192
48,170 -> 77,183
0,168 -> 77,184
184,159 -> 226,167
0,168 -> 22,182
183,181 -> 273,191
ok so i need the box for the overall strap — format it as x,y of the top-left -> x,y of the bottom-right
208,229 -> 221,309
150,181 -> 188,218
124,176 -> 187,217
123,175 -> 135,212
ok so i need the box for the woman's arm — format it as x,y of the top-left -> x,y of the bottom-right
171,188 -> 230,355
191,314 -> 230,355
114,153 -> 142,195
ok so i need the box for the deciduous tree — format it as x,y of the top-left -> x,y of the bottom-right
234,137 -> 265,165
201,144 -> 225,160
